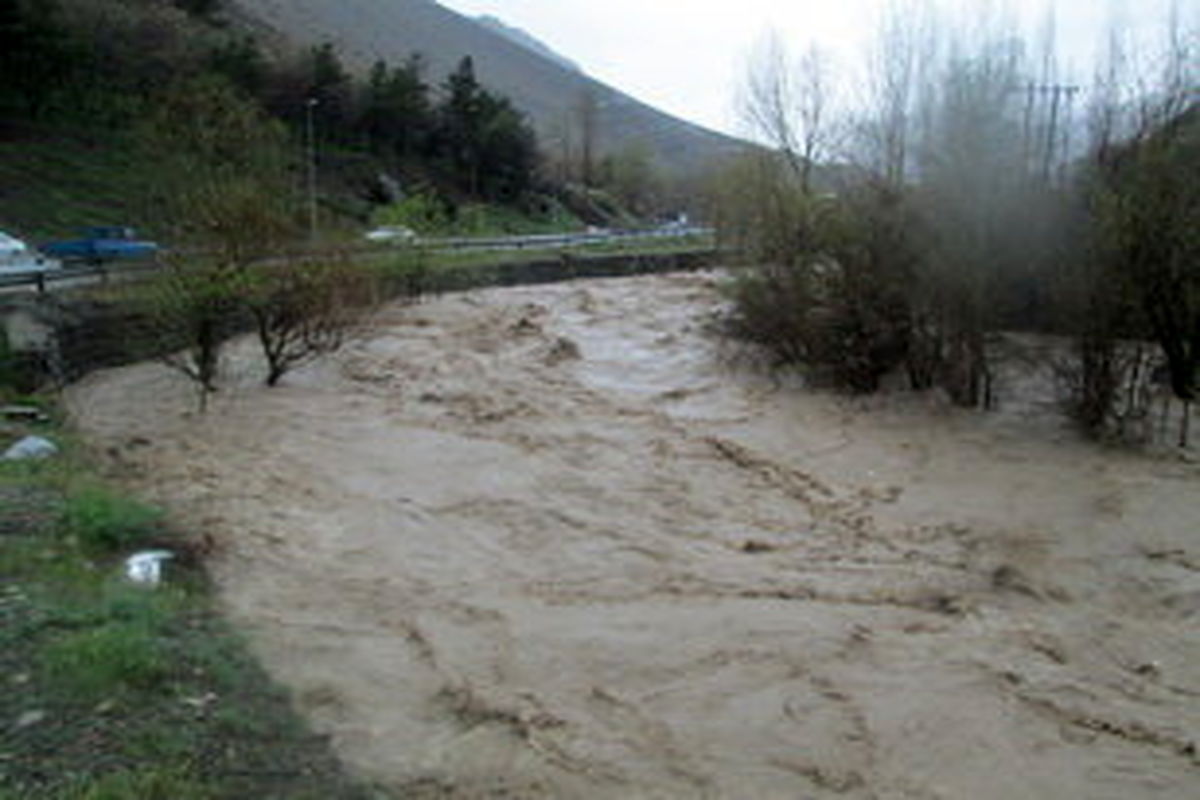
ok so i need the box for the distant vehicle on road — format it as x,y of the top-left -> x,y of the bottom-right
365,225 -> 417,245
41,226 -> 158,265
0,230 -> 60,273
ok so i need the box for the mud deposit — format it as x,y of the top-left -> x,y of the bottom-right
68,272 -> 1199,798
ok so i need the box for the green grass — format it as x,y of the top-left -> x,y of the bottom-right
55,765 -> 212,800
0,123 -> 150,242
59,485 -> 163,554
371,194 -> 582,237
41,621 -> 171,701
0,415 -> 385,799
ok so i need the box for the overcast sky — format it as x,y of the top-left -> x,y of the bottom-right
437,0 -> 1195,136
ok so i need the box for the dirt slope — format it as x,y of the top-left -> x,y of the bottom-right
68,272 -> 1200,798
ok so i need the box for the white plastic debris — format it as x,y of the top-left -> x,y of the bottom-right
125,550 -> 174,586
1,435 -> 58,461
0,405 -> 49,423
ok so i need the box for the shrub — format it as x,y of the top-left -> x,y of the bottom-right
145,258 -> 245,411
721,177 -> 917,393
372,190 -> 450,234
248,256 -> 374,386
61,485 -> 163,553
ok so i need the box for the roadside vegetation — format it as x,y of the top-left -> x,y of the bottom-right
712,1 -> 1197,445
369,191 -> 583,238
0,402 -> 383,798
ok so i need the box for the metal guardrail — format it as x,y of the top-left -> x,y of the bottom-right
0,260 -> 164,295
416,227 -> 714,252
0,228 -> 716,295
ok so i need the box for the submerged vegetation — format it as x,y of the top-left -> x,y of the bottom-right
713,1 -> 1198,444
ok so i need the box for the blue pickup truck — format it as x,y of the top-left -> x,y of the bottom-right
41,226 -> 159,265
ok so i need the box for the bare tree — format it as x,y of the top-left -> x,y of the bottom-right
859,0 -> 938,186
248,255 -> 373,387
134,75 -> 295,410
147,256 -> 242,412
135,73 -> 370,402
740,32 -> 835,191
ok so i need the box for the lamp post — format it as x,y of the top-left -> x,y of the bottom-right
306,97 -> 320,242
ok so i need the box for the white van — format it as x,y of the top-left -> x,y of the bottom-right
0,230 -> 60,273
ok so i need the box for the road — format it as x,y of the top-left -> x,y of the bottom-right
0,228 -> 715,296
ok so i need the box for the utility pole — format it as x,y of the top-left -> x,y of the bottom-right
577,88 -> 598,187
306,97 -> 320,243
1015,83 -> 1080,183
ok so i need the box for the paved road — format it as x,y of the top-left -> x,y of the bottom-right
0,228 -> 715,296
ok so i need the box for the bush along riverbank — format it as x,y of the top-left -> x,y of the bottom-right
0,403 -> 385,799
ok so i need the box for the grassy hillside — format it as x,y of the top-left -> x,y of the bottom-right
0,0 -> 713,247
0,0 -> 558,243
0,124 -> 149,241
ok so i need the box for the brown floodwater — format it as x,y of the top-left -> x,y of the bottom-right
68,271 -> 1200,798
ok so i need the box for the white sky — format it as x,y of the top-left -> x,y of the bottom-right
437,0 -> 1196,137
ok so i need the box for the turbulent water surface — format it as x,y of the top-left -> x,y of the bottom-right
70,272 -> 1200,798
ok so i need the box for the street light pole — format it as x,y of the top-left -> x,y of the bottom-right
306,97 -> 320,243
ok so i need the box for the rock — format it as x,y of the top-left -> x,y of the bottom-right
2,435 -> 58,461
182,692 -> 218,710
544,337 -> 581,366
1132,661 -> 1160,678
14,710 -> 45,729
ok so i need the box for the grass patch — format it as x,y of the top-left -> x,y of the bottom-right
0,123 -> 149,241
371,194 -> 581,237
0,415 -> 386,799
55,765 -> 212,800
59,485 -> 163,554
41,621 -> 170,700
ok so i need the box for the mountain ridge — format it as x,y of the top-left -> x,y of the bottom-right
473,14 -> 581,74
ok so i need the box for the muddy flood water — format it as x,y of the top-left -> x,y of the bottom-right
68,271 -> 1199,798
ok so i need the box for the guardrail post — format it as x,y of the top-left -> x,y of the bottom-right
35,272 -> 46,294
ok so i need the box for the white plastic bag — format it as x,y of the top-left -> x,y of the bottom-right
125,550 -> 174,586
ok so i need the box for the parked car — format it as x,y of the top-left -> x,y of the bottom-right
0,230 -> 60,273
41,226 -> 158,265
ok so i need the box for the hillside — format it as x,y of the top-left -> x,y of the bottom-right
475,14 -> 580,74
0,0 -> 554,240
233,0 -> 747,176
